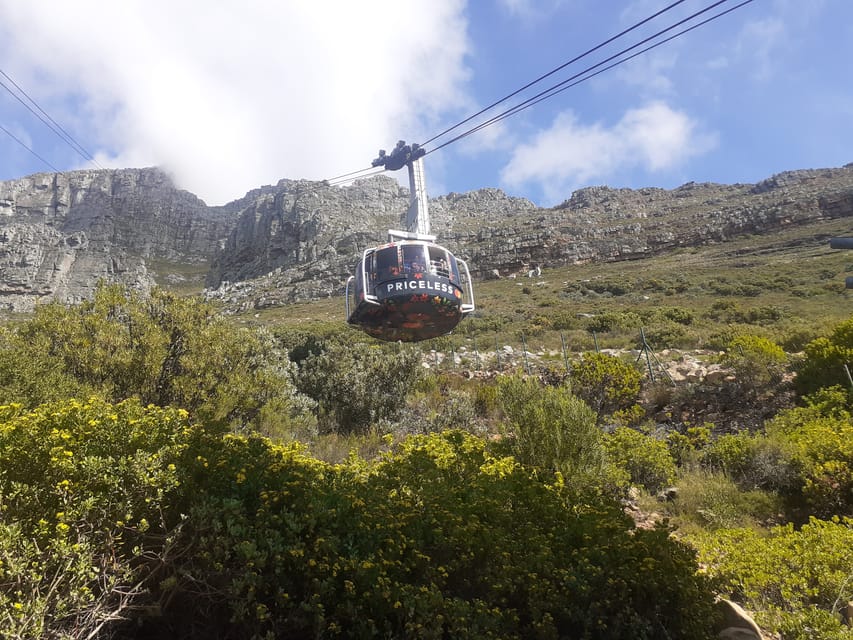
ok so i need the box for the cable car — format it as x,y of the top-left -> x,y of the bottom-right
346,142 -> 475,342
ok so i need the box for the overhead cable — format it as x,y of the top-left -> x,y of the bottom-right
0,68 -> 103,170
0,122 -> 60,172
420,0 -> 691,147
425,0 -> 749,155
479,0 -> 757,134
323,165 -> 383,186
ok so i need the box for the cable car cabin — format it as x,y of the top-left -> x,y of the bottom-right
346,240 -> 475,342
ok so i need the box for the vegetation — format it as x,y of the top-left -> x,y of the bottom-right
0,400 -> 718,639
3,214 -> 853,638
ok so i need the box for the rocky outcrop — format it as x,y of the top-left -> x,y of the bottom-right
0,168 -> 235,311
1,163 -> 852,313
205,165 -> 853,312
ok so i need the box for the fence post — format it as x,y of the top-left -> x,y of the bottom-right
560,331 -> 570,372
521,332 -> 530,375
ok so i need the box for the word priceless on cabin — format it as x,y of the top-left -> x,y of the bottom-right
382,276 -> 458,296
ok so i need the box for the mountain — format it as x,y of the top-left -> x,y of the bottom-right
0,163 -> 851,313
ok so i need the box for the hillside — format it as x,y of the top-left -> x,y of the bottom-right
2,166 -> 853,637
0,163 -> 851,315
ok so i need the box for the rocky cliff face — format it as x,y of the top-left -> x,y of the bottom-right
0,168 -> 235,311
205,164 -> 853,311
1,163 -> 851,314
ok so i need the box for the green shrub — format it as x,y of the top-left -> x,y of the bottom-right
604,427 -> 676,493
0,398 -> 190,639
666,425 -> 711,468
693,517 -> 853,637
295,341 -> 422,434
665,469 -> 782,531
640,320 -> 689,349
495,375 -> 605,486
1,404 -> 720,639
721,334 -> 787,395
0,284 -> 309,434
765,396 -> 853,518
570,352 -> 643,416
585,311 -> 641,334
656,307 -> 694,326
796,315 -> 853,396
549,310 -> 580,331
473,382 -> 500,418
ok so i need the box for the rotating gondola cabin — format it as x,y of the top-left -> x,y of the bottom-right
347,236 -> 474,342
345,141 -> 474,342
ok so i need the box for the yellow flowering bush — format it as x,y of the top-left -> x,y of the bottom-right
2,400 -> 718,639
693,517 -> 853,639
0,398 -> 190,638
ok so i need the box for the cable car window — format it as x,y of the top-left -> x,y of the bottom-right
354,257 -> 364,296
375,246 -> 400,278
402,244 -> 426,275
448,254 -> 460,283
428,246 -> 450,278
364,251 -> 376,287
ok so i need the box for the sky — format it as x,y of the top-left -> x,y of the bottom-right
0,0 -> 851,207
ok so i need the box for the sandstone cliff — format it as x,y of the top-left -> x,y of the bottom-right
0,168 -> 235,311
205,164 -> 853,311
1,163 -> 851,313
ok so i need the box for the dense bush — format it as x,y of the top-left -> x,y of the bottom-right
604,427 -> 676,493
796,315 -> 853,396
0,401 -> 720,639
0,398 -> 190,639
0,284 -> 309,434
694,517 -> 853,638
721,334 -> 787,396
584,311 -> 642,334
295,340 -> 422,434
664,469 -> 782,531
701,432 -> 796,494
570,352 -> 643,416
495,375 -> 606,486
764,392 -> 853,518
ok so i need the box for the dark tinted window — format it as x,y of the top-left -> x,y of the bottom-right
428,245 -> 450,278
448,254 -> 460,282
402,244 -> 426,274
375,246 -> 400,278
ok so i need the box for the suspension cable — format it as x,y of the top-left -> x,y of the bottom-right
421,0 -> 691,148
0,68 -> 103,169
0,122 -> 60,172
427,0 -> 754,155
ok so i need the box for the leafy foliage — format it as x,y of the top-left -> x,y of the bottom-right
604,427 -> 676,493
662,469 -> 782,531
0,402 -> 719,639
721,334 -> 787,396
797,315 -> 853,396
294,340 -> 422,434
0,284 -> 309,434
569,352 -> 643,416
0,398 -> 190,639
694,517 -> 853,638
765,394 -> 853,518
495,375 -> 606,487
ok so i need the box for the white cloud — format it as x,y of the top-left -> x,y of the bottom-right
499,101 -> 716,203
736,17 -> 786,81
0,1 -> 471,204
